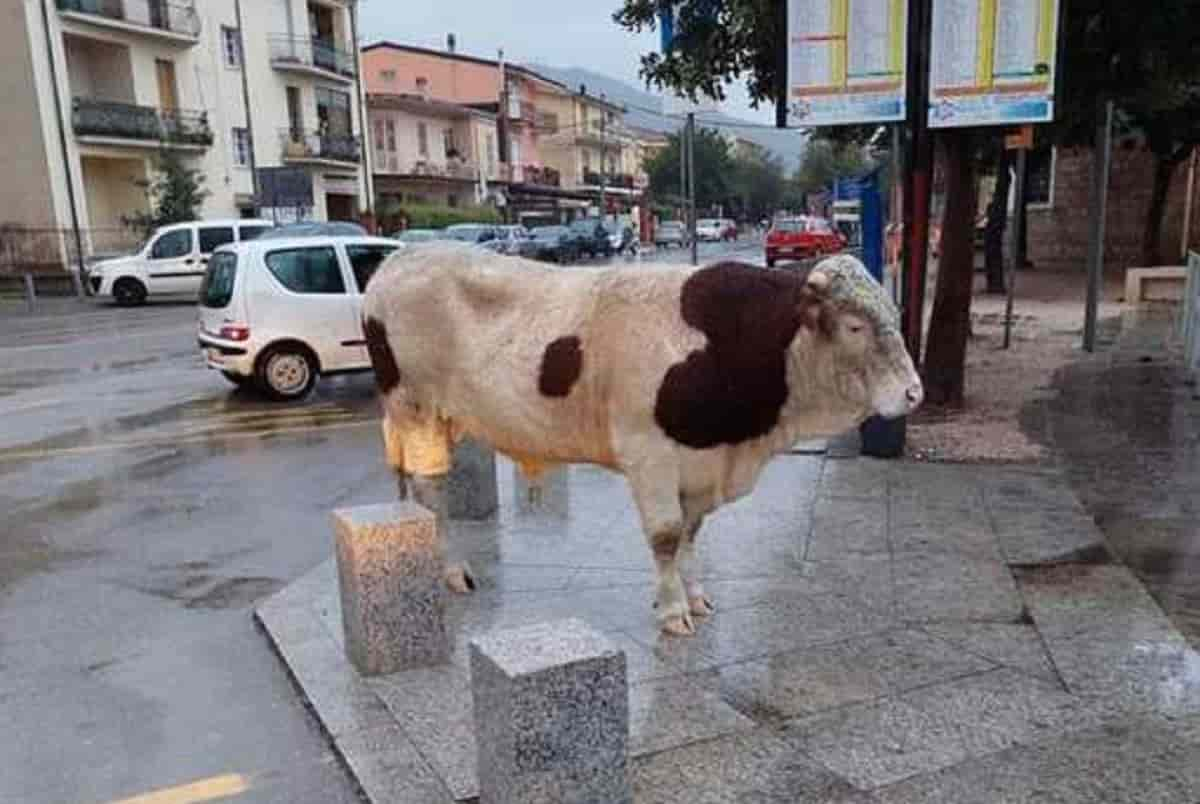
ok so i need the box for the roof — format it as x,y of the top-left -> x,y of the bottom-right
157,218 -> 272,230
367,92 -> 495,120
217,235 -> 400,254
362,41 -> 568,91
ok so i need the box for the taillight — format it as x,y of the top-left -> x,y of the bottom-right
220,324 -> 250,341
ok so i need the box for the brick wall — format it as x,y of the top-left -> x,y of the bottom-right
1027,146 -> 1200,272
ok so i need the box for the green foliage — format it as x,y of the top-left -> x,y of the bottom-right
644,127 -> 734,209
793,140 -> 872,194
727,147 -> 787,220
123,149 -> 209,237
391,203 -> 502,231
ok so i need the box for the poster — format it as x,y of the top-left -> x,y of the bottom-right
929,0 -> 1060,127
787,0 -> 908,126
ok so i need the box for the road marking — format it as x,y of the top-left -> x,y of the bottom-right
107,773 -> 250,804
0,418 -> 376,463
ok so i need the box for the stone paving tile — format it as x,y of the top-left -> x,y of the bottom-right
693,508 -> 809,579
889,505 -> 1002,561
988,506 -> 1106,565
835,629 -> 995,694
784,696 -> 984,790
890,463 -> 984,510
818,458 -> 891,500
921,622 -> 1061,685
807,497 -> 888,559
632,728 -> 877,804
741,454 -> 825,513
900,668 -> 1087,755
872,715 -> 1200,804
979,467 -> 1087,513
893,552 -> 1024,623
798,555 -> 896,617
628,674 -> 757,756
335,724 -> 455,804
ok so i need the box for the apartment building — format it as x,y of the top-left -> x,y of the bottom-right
537,90 -> 646,210
2,0 -> 370,261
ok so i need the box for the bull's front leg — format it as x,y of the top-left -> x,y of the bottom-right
679,494 -> 713,618
627,461 -> 693,636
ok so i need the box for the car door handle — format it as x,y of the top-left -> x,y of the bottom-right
184,258 -> 196,265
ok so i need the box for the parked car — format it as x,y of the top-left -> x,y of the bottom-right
527,226 -> 579,264
482,225 -> 535,256
257,221 -> 367,240
655,221 -> 689,249
765,216 -> 846,267
392,228 -> 444,245
604,221 -> 636,255
568,218 -> 612,259
445,223 -> 499,243
196,235 -> 400,400
696,218 -> 724,242
87,218 -> 275,305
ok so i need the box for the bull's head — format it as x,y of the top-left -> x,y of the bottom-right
794,254 -> 923,421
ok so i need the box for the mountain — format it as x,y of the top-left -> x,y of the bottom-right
524,64 -> 805,171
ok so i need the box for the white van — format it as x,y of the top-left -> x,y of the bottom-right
88,219 -> 275,305
196,235 -> 400,399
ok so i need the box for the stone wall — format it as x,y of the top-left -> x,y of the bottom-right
1027,146 -> 1200,272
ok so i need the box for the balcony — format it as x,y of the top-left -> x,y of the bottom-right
269,35 -> 356,83
281,129 -> 361,167
72,98 -> 212,149
507,100 -> 538,126
377,157 -> 481,181
520,165 -> 561,187
581,170 -> 639,191
56,0 -> 200,45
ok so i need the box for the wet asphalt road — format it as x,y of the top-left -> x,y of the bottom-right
0,240 -> 762,803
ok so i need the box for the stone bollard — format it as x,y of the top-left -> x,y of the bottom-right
470,619 -> 630,804
332,502 -> 449,675
447,438 -> 499,520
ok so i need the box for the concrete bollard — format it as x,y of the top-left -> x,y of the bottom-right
332,502 -> 449,675
447,438 -> 499,520
470,619 -> 630,804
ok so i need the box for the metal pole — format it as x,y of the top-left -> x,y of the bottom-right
599,96 -> 607,223
349,0 -> 373,218
900,0 -> 934,366
233,0 -> 260,212
679,121 -> 687,221
38,0 -> 85,297
687,112 -> 698,266
1003,147 -> 1026,349
1083,100 -> 1115,352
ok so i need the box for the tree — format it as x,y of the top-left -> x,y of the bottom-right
123,149 -> 209,237
727,148 -> 786,220
793,139 -> 871,194
1057,0 -> 1200,265
643,127 -> 734,211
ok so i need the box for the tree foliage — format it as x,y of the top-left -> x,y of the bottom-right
793,139 -> 872,194
123,150 -> 209,237
644,127 -> 734,209
727,147 -> 787,220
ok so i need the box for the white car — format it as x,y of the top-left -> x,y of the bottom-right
196,235 -> 400,399
88,219 -> 274,305
695,218 -> 724,242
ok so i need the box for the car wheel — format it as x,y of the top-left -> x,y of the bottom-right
112,277 -> 147,307
256,344 -> 318,401
766,257 -> 776,268
221,370 -> 252,388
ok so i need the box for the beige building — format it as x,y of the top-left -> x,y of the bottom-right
2,0 -> 370,261
538,90 -> 643,205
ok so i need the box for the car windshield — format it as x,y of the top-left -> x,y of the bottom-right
531,226 -> 566,239
570,220 -> 597,231
446,225 -> 489,241
398,230 -> 440,242
773,219 -> 805,233
698,219 -> 718,227
258,222 -> 367,240
660,223 -> 682,232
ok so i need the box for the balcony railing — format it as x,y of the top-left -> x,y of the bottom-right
269,35 -> 356,79
72,98 -> 212,146
521,165 -> 561,187
281,129 -> 361,164
57,0 -> 200,38
582,170 -> 636,189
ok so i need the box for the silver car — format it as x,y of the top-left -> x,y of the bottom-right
655,221 -> 689,249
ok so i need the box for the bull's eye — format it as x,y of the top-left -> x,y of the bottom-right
847,323 -> 864,334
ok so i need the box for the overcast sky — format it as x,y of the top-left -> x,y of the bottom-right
357,1 -> 774,123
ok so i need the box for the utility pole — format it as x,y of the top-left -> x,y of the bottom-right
1003,145 -> 1027,349
599,94 -> 607,223
900,0 -> 934,365
1083,100 -> 1115,353
687,111 -> 697,266
348,0 -> 372,220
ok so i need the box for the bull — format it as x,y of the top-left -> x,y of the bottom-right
362,244 -> 922,635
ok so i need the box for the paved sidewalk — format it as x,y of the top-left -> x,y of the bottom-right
256,455 -> 1200,803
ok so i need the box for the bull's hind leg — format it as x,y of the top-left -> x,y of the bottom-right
385,412 -> 476,593
679,495 -> 713,618
627,459 -> 693,636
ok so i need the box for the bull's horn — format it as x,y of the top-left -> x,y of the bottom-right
806,270 -> 830,292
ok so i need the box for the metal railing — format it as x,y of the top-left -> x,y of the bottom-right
384,159 -> 480,180
72,97 -> 212,146
581,170 -> 636,189
56,0 -> 200,38
280,129 -> 361,163
269,35 -> 356,78
521,165 -> 561,187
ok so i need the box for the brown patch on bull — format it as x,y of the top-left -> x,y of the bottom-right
655,261 -> 830,449
538,335 -> 583,398
651,527 -> 682,559
363,316 -> 401,394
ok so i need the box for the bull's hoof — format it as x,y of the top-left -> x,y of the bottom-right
661,612 -> 696,636
445,563 -> 477,594
688,595 -> 715,617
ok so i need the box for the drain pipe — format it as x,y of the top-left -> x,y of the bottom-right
233,0 -> 260,214
39,0 -> 85,298
349,0 -> 374,222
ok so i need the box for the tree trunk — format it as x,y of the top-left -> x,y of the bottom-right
922,129 -> 979,407
983,147 -> 1012,293
1142,154 -> 1180,266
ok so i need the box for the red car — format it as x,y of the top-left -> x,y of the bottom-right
765,216 -> 846,267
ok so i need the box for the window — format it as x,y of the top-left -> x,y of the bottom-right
238,224 -> 271,241
447,193 -> 458,208
485,133 -> 495,172
198,226 -> 235,254
417,122 -> 428,157
582,150 -> 591,171
345,245 -> 397,292
1026,146 -> 1056,207
380,69 -> 397,83
265,247 -> 346,294
443,128 -> 457,158
200,252 -> 237,308
415,76 -> 429,93
541,112 -> 558,134
316,87 -> 351,136
385,120 -> 396,152
232,127 -> 250,166
286,87 -> 303,137
221,26 -> 242,68
150,229 -> 192,259
373,118 -> 386,155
